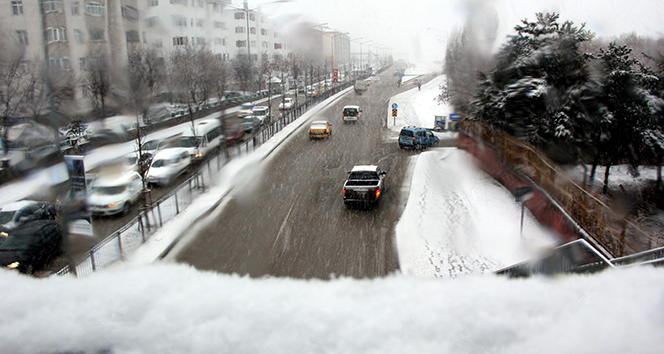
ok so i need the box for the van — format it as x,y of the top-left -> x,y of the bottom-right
177,119 -> 224,160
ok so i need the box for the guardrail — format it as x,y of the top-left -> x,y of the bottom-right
460,120 -> 663,258
56,80 -> 356,277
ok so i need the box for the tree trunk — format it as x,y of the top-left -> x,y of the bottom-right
603,161 -> 612,195
657,154 -> 663,191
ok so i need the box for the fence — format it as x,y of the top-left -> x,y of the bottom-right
56,81 -> 355,277
460,120 -> 664,258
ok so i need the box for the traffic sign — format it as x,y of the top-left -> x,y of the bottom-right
449,113 -> 461,121
392,109 -> 397,117
391,103 -> 398,109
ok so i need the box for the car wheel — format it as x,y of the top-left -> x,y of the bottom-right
122,202 -> 132,216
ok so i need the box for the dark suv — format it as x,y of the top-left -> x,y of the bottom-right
398,127 -> 439,149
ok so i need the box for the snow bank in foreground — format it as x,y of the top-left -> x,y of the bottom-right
1,264 -> 663,353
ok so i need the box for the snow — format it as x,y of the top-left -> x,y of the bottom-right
1,68 -> 664,353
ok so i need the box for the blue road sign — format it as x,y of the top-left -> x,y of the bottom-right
449,113 -> 461,121
392,103 -> 398,109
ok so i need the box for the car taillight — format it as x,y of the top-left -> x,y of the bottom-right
413,137 -> 416,143
375,189 -> 381,198
343,189 -> 347,195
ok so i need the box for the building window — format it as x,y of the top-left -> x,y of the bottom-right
249,13 -> 255,21
273,32 -> 280,38
261,28 -> 268,36
236,40 -> 246,47
85,2 -> 105,16
261,41 -> 269,49
89,29 -> 105,42
43,0 -> 64,13
214,21 -> 226,29
173,36 -> 187,46
214,38 -> 222,45
121,6 -> 138,20
197,0 -> 203,7
153,39 -> 163,48
169,0 -> 186,4
174,15 -> 186,27
196,37 -> 205,45
79,57 -> 86,70
250,27 -> 256,34
251,40 -> 256,48
71,1 -> 79,15
46,27 -> 67,43
274,43 -> 282,49
235,26 -> 245,34
213,3 -> 220,11
234,12 -> 245,20
61,57 -> 71,71
149,0 -> 158,6
12,1 -> 23,15
74,29 -> 84,44
126,31 -> 140,43
16,30 -> 29,45
196,19 -> 204,27
147,17 -> 158,27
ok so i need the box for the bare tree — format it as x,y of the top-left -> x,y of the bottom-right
231,53 -> 253,93
80,55 -> 112,117
0,36 -> 27,154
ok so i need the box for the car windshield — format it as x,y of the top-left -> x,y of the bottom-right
151,158 -> 174,168
240,104 -> 253,110
349,171 -> 378,180
91,185 -> 126,195
178,137 -> 200,148
344,109 -> 357,116
0,211 -> 17,224
142,141 -> 159,150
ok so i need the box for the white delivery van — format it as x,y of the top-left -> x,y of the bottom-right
177,118 -> 224,160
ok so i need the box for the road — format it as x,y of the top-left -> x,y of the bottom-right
171,66 -> 432,279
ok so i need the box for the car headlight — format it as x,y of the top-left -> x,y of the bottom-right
7,262 -> 19,269
107,201 -> 122,208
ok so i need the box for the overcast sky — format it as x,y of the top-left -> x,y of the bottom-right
241,0 -> 664,62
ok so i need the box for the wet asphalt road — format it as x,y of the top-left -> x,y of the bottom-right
171,67 -> 432,279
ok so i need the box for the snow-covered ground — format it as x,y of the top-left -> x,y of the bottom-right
1,66 -> 664,353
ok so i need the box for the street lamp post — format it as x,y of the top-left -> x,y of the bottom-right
358,40 -> 371,76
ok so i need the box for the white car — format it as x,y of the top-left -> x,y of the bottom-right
252,106 -> 270,124
87,172 -> 143,216
146,148 -> 191,187
278,98 -> 294,110
237,103 -> 254,118
0,200 -> 57,229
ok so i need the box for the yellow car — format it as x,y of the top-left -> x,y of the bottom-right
309,120 -> 332,140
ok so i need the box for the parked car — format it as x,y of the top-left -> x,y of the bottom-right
0,220 -> 64,274
146,148 -> 192,187
309,121 -> 332,140
252,106 -> 271,124
237,103 -> 255,118
87,172 -> 143,216
141,134 -> 180,160
0,200 -> 57,230
342,105 -> 362,123
398,126 -> 439,149
240,116 -> 261,134
279,98 -> 294,110
224,126 -> 246,146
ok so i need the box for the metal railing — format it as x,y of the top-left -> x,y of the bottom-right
461,120 -> 664,258
56,81 -> 355,277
